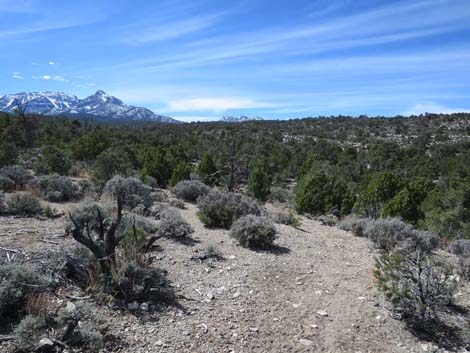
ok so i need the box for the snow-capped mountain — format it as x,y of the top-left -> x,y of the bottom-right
221,115 -> 264,122
0,90 -> 179,123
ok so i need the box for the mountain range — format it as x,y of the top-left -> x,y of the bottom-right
0,90 -> 179,123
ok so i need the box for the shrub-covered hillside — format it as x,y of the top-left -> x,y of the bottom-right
0,112 -> 469,238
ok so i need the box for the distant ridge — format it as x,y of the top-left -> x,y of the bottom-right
221,115 -> 264,122
0,90 -> 180,123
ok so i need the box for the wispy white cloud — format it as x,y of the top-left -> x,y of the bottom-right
0,18 -> 100,39
166,97 -> 277,112
0,0 -> 36,13
12,72 -> 24,79
172,115 -> 220,122
403,102 -> 470,116
32,75 -> 51,80
53,75 -> 69,82
122,12 -> 226,44
109,0 -> 469,73
48,61 -> 55,65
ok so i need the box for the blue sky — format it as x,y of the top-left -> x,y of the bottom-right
1,0 -> 470,121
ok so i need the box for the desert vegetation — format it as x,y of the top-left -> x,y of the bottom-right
0,112 -> 469,352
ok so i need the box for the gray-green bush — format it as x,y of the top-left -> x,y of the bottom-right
31,174 -> 82,202
0,264 -> 50,324
6,193 -> 42,216
13,315 -> 47,351
0,165 -> 33,189
0,175 -> 14,191
375,251 -> 458,324
103,175 -> 153,212
337,218 -> 370,237
157,208 -> 193,238
230,215 -> 277,249
172,179 -> 210,202
197,190 -> 262,228
447,239 -> 470,256
364,218 -> 439,253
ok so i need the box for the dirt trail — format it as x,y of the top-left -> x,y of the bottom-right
110,203 -> 424,353
0,203 -> 430,352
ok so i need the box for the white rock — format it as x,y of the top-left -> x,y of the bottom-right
317,310 -> 328,317
38,338 -> 54,349
299,338 -> 314,346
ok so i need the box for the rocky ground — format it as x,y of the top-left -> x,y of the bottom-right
1,201 -> 469,353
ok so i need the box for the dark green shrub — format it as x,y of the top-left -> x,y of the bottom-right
6,193 -> 42,216
93,148 -> 133,186
356,171 -> 403,218
141,146 -> 171,187
375,252 -> 458,324
197,190 -> 262,228
197,152 -> 218,185
230,215 -> 277,249
172,180 -> 210,202
34,145 -> 72,175
247,163 -> 271,202
422,178 -> 470,239
169,162 -> 192,187
295,172 -> 353,216
0,141 -> 18,167
381,179 -> 434,225
157,208 -> 193,238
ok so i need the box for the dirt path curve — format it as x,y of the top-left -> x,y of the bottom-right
112,203 -> 424,353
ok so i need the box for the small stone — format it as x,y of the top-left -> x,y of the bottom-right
39,338 -> 54,346
299,338 -> 314,346
317,310 -> 328,317
127,302 -> 139,311
207,292 -> 215,300
375,315 -> 382,320
311,324 -> 318,329
229,255 -> 236,260
357,297 -> 366,301
182,330 -> 190,336
140,302 -> 149,311
232,291 -> 241,299
156,340 -> 163,346
293,303 -> 300,308
249,327 -> 258,332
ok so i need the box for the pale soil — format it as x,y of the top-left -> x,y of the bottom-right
0,201 -> 468,353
